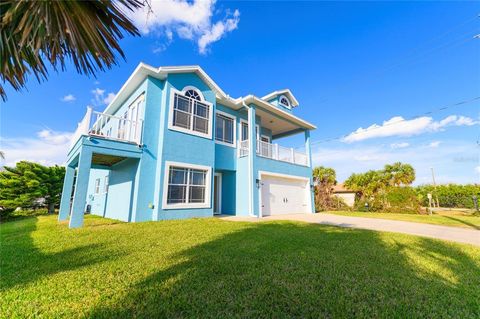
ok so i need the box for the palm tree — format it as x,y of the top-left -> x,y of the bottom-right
312,166 -> 337,211
0,0 -> 143,100
384,162 -> 415,186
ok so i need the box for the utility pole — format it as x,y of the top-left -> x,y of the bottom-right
430,167 -> 440,208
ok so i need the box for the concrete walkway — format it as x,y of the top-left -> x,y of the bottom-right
219,213 -> 480,247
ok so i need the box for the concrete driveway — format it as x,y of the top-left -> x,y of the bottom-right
219,213 -> 480,247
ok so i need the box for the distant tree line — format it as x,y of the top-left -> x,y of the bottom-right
313,162 -> 479,213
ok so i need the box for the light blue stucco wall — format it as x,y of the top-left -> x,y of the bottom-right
86,169 -> 109,216
75,70 -> 314,225
104,158 -> 139,222
155,73 -> 216,220
266,96 -> 293,113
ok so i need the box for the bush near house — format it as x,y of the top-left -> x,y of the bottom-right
345,162 -> 421,213
0,161 -> 65,220
415,184 -> 480,209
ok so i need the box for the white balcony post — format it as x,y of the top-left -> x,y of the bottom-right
275,143 -> 279,160
290,148 -> 295,164
305,129 -> 312,167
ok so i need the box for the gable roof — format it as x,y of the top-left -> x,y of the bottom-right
261,89 -> 299,107
102,63 -> 315,131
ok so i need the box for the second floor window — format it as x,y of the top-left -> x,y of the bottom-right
171,90 -> 211,137
215,113 -> 234,145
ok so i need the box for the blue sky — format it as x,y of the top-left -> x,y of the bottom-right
1,1 -> 479,184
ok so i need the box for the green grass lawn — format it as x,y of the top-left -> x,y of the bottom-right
325,211 -> 480,229
1,215 -> 479,318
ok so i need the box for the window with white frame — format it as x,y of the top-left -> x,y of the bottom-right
279,95 -> 291,108
170,88 -> 211,137
215,112 -> 235,145
166,166 -> 208,205
240,120 -> 259,141
94,178 -> 101,194
104,176 -> 109,193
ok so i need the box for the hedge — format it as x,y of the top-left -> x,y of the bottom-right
415,184 -> 480,209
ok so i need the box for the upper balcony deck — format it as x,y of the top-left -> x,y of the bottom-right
69,107 -> 143,151
238,140 -> 309,167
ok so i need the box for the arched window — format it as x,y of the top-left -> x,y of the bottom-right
182,86 -> 204,101
279,95 -> 291,108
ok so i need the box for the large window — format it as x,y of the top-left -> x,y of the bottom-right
169,88 -> 212,138
163,162 -> 211,209
215,111 -> 235,146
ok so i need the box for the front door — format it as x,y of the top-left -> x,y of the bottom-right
213,173 -> 222,215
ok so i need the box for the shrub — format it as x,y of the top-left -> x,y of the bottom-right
415,184 -> 480,209
384,187 -> 420,214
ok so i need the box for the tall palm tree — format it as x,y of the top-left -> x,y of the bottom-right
384,162 -> 415,186
0,0 -> 143,100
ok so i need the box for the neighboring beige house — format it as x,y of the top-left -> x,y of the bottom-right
332,183 -> 356,207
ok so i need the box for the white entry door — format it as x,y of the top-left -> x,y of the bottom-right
261,175 -> 309,216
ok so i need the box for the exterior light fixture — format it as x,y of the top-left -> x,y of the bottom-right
256,179 -> 261,189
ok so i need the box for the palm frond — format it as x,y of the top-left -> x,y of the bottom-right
0,0 -> 143,100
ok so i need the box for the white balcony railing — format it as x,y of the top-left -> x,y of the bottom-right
70,107 -> 143,149
239,139 -> 309,166
90,112 -> 143,144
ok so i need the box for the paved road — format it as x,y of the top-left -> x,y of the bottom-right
219,213 -> 480,247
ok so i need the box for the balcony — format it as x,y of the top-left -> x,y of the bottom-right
239,140 -> 309,166
70,108 -> 143,149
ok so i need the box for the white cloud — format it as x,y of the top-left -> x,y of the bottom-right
130,0 -> 240,54
198,10 -> 240,54
103,93 -> 116,105
390,142 -> 409,149
61,94 -> 76,102
428,141 -> 441,148
1,129 -> 73,167
475,166 -> 480,174
343,114 -> 478,143
91,88 -> 115,107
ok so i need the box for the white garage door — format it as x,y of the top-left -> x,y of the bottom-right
261,175 -> 310,216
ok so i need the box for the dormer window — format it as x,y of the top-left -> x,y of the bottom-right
279,95 -> 291,108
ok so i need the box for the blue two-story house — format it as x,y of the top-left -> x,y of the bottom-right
59,64 -> 317,228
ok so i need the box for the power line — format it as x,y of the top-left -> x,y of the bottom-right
316,14 -> 480,106
301,96 -> 480,148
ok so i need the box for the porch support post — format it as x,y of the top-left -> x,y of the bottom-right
69,149 -> 92,228
247,104 -> 258,217
58,165 -> 75,221
304,129 -> 312,167
305,129 -> 315,213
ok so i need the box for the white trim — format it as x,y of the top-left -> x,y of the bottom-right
261,89 -> 299,107
167,87 -> 213,139
278,95 -> 292,109
182,85 -> 205,101
214,172 -> 222,215
257,171 -> 312,217
214,110 -> 237,148
162,161 -> 212,210
239,118 -> 260,141
260,134 -> 270,143
94,178 -> 101,194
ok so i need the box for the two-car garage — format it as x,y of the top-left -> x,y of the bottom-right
260,172 -> 312,216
